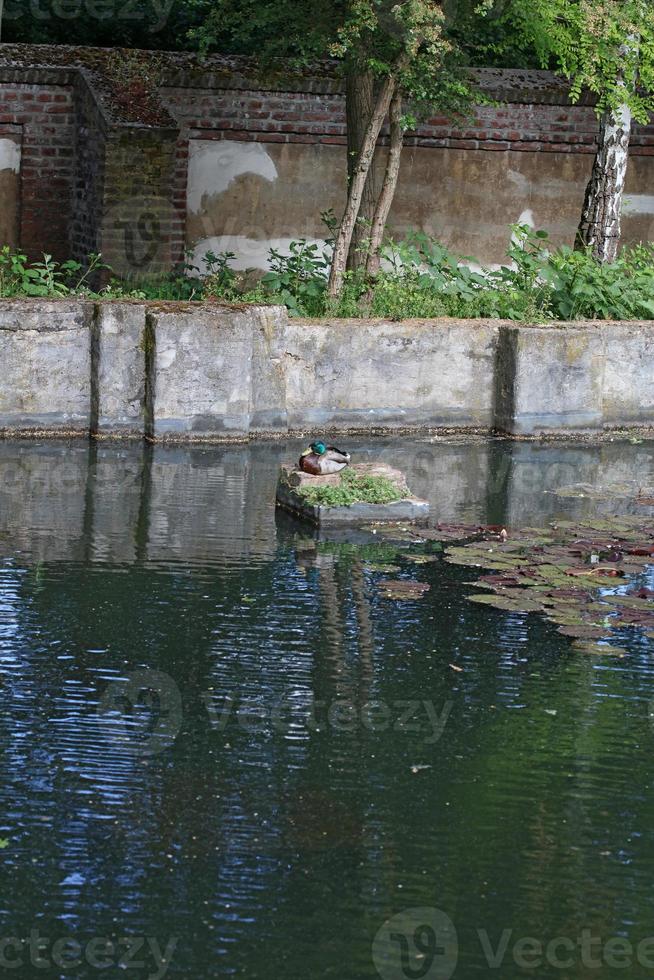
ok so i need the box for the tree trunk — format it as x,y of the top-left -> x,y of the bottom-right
575,103 -> 632,263
365,89 -> 404,278
346,67 -> 381,272
327,72 -> 398,300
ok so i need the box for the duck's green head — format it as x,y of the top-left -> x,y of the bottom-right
310,441 -> 327,456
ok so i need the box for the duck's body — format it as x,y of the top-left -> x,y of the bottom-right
299,441 -> 351,475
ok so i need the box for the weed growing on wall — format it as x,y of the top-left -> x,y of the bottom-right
234,224 -> 654,321
4,226 -> 654,321
0,248 -> 127,299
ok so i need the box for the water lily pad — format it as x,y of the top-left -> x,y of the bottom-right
557,624 -> 608,640
377,580 -> 431,600
442,514 -> 654,654
467,593 -> 545,613
608,595 -> 654,610
572,641 -> 627,657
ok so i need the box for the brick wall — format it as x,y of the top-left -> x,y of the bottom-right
1,47 -> 654,275
0,72 -> 75,261
162,83 -> 654,156
70,71 -> 108,264
100,126 -> 183,277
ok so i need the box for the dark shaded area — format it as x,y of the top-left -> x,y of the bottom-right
2,0 -> 209,52
1,0 -> 543,67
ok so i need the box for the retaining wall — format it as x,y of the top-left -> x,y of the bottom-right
1,300 -> 653,441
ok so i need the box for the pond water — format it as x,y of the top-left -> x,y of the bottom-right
1,437 -> 654,980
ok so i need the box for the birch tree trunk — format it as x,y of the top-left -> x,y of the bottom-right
365,89 -> 404,278
346,68 -> 381,272
575,103 -> 632,263
327,71 -> 399,300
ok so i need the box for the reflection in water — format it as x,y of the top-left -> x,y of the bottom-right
0,438 -> 652,978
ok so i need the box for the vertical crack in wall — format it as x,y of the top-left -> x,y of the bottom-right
144,311 -> 156,441
493,326 -> 518,435
89,302 -> 101,436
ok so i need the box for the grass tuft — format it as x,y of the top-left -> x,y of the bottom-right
298,469 -> 409,507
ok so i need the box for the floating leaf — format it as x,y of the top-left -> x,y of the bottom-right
467,593 -> 545,614
377,580 -> 431,600
557,624 -> 608,640
443,515 -> 654,653
572,641 -> 627,657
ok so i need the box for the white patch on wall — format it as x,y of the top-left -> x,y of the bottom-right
622,194 -> 654,215
187,140 -> 278,214
191,236 -> 330,273
0,138 -> 20,174
506,169 -> 530,195
515,208 -> 535,230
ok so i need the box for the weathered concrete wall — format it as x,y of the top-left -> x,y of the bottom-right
0,300 -> 93,434
186,140 -> 654,272
601,323 -> 654,427
1,301 -> 654,441
495,326 -> 605,435
279,317 -> 498,430
495,321 -> 654,435
148,304 -> 287,439
92,303 -> 147,435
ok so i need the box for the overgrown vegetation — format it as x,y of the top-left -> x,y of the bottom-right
209,224 -> 654,322
5,224 -> 654,322
0,248 -> 122,299
298,469 -> 409,507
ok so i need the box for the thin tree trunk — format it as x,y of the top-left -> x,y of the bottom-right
327,72 -> 399,300
575,103 -> 632,263
346,67 -> 381,273
365,89 -> 404,278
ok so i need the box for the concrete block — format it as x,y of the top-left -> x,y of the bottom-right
0,300 -> 93,434
281,318 -> 499,431
495,325 -> 604,435
601,322 -> 654,427
94,302 -> 147,435
249,305 -> 288,433
150,305 -> 254,439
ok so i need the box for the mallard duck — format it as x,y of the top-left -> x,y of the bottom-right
299,441 -> 351,475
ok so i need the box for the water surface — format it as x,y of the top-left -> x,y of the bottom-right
0,437 -> 653,979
